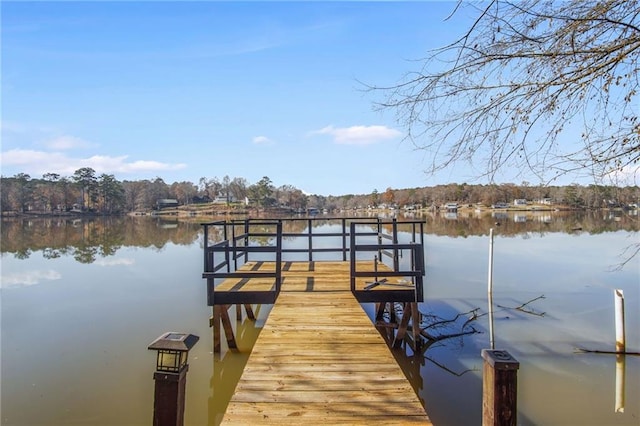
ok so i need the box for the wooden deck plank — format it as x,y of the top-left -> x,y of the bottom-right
223,414 -> 428,425
225,401 -> 428,415
224,403 -> 428,424
214,260 -> 414,293
231,389 -> 420,403
220,261 -> 430,425
242,363 -> 404,373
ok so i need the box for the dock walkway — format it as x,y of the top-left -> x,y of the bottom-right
221,261 -> 431,425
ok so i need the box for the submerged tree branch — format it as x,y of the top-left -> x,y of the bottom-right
497,295 -> 547,317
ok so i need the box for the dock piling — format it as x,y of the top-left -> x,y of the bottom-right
482,349 -> 519,426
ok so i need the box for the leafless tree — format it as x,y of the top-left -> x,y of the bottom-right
374,0 -> 639,184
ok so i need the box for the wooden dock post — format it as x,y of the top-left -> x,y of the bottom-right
147,333 -> 199,426
481,349 -> 519,426
210,305 -> 237,353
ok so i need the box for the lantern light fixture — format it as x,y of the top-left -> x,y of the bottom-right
147,332 -> 199,373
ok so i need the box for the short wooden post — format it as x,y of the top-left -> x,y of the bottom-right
482,349 -> 519,426
152,369 -> 188,426
148,333 -> 199,426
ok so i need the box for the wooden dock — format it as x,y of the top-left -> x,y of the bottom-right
220,261 -> 431,424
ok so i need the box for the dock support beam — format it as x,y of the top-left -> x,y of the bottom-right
211,304 -> 257,353
482,349 -> 519,426
210,305 -> 238,353
380,302 -> 422,350
393,303 -> 412,348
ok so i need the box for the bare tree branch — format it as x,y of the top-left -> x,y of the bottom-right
497,295 -> 547,316
370,0 -> 640,185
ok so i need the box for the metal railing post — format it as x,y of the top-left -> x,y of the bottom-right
276,220 -> 283,293
349,222 -> 356,292
392,218 -> 399,272
231,223 -> 237,270
244,220 -> 250,262
203,224 -> 209,272
342,218 -> 347,261
307,218 -> 313,262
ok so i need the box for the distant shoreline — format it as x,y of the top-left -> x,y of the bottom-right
2,204 -> 632,219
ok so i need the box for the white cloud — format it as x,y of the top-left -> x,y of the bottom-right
1,149 -> 186,176
252,135 -> 273,144
1,269 -> 62,288
95,257 -> 135,266
43,135 -> 93,150
311,125 -> 402,145
1,149 -> 66,166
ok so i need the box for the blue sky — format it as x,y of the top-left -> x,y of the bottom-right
0,1 -> 565,195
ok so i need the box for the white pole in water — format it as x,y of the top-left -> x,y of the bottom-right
614,289 -> 625,353
488,228 -> 495,350
613,289 -> 627,413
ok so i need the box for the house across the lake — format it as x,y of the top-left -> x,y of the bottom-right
156,199 -> 179,209
445,203 -> 458,211
211,193 -> 238,204
492,202 -> 510,209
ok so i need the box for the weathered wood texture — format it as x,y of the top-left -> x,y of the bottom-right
482,350 -> 519,426
221,261 -> 430,424
214,260 -> 405,292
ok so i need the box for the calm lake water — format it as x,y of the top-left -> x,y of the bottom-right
1,211 -> 638,425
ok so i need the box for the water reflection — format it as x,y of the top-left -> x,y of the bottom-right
0,216 -> 202,264
2,210 -> 637,265
616,354 -> 626,413
1,213 -> 638,425
209,304 -> 270,425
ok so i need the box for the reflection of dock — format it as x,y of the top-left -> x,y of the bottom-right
220,261 -> 431,424
201,218 -> 430,424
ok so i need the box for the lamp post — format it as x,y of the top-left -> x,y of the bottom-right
148,332 -> 199,426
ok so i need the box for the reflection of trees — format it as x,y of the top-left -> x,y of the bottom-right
1,213 -> 636,264
1,217 -> 202,264
13,248 -> 32,260
406,210 -> 638,237
282,219 -> 312,234
250,236 -> 276,247
42,247 -> 68,259
74,245 -> 98,264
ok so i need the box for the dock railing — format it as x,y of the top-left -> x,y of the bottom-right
202,217 -> 426,305
350,219 -> 425,303
202,219 -> 283,305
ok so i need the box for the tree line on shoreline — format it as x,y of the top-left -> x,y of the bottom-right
1,167 -> 638,216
